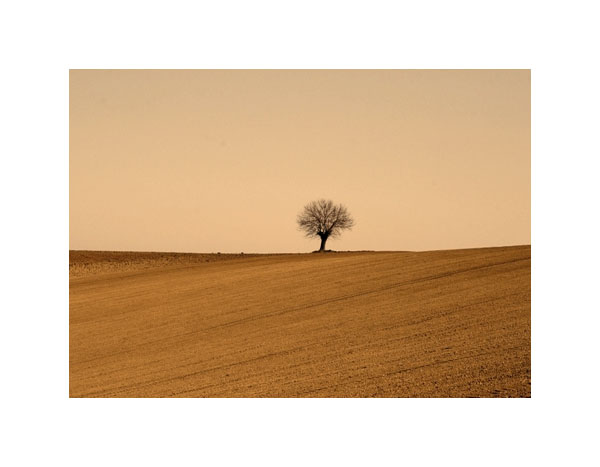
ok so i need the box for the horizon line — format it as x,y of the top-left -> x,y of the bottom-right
69,244 -> 531,255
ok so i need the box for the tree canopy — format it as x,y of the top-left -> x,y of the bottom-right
297,199 -> 355,251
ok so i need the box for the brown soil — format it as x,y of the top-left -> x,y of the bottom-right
69,250 -> 266,277
70,246 -> 531,397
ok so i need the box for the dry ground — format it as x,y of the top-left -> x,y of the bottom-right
70,246 -> 530,397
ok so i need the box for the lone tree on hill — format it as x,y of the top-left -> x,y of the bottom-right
297,199 -> 355,252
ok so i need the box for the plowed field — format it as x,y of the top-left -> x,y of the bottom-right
70,246 -> 530,397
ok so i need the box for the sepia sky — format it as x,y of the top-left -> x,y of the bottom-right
70,69 -> 530,253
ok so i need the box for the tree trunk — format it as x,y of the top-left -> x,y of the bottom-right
319,235 -> 328,252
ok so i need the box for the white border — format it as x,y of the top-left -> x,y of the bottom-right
2,1 -> 599,466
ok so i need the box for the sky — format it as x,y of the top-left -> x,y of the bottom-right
70,69 -> 530,253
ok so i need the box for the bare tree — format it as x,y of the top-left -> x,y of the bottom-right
297,199 -> 355,252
